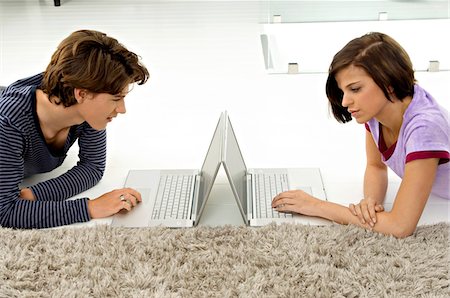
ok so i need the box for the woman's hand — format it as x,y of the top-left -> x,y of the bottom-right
349,197 -> 384,227
271,190 -> 322,216
87,188 -> 142,219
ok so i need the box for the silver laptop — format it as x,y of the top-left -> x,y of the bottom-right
111,113 -> 226,228
221,112 -> 330,226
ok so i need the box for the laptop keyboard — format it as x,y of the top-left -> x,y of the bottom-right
152,174 -> 193,220
254,172 -> 293,219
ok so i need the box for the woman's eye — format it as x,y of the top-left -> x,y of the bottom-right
351,87 -> 360,92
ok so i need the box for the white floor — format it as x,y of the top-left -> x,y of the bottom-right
1,0 -> 449,227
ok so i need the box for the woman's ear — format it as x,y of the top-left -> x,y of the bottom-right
74,88 -> 87,104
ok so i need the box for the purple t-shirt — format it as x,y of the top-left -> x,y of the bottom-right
366,84 -> 449,199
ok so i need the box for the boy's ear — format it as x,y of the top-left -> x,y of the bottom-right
74,88 -> 88,103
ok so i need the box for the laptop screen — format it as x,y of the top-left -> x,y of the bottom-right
222,115 -> 248,217
195,113 -> 225,219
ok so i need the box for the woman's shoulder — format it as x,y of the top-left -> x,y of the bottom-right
408,85 -> 448,116
402,95 -> 449,146
404,85 -> 448,127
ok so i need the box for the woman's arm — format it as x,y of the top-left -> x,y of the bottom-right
349,131 -> 388,225
273,158 -> 438,238
372,158 -> 438,237
363,130 -> 388,204
272,191 -> 374,230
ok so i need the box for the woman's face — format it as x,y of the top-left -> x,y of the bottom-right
77,85 -> 128,130
335,65 -> 389,124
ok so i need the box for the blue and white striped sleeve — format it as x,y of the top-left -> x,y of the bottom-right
0,119 -> 92,229
30,125 -> 107,201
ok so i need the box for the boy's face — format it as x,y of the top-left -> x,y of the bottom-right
77,85 -> 129,130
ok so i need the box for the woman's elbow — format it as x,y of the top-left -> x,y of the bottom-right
389,221 -> 417,239
378,213 -> 417,238
391,228 -> 415,239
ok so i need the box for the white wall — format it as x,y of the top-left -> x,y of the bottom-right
263,19 -> 450,73
1,1 -> 449,190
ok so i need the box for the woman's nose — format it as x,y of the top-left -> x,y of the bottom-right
341,93 -> 351,108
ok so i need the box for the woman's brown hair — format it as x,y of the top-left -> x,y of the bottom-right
326,32 -> 415,123
41,29 -> 149,106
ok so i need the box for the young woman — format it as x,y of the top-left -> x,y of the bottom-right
0,29 -> 149,229
272,32 -> 449,238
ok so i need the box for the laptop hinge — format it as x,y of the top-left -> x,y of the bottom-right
190,173 -> 202,224
246,173 -> 253,223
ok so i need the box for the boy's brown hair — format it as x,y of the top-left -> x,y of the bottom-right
42,29 -> 149,106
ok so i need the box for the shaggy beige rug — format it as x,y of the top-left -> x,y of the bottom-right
0,223 -> 449,297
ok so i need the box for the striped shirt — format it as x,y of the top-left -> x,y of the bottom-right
0,74 -> 106,228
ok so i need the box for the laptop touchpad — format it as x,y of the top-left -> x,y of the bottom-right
136,188 -> 152,205
294,186 -> 312,195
